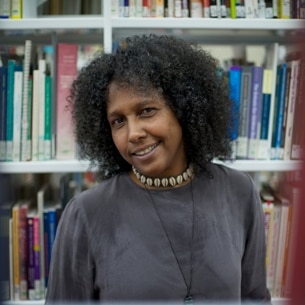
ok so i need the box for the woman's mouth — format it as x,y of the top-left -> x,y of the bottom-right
134,143 -> 159,156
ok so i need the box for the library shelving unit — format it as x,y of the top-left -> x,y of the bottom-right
0,1 -> 303,305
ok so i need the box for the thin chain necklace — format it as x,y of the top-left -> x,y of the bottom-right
144,179 -> 195,304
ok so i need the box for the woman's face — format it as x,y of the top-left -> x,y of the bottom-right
107,83 -> 187,178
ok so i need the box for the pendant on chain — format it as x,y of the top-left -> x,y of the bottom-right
184,295 -> 193,304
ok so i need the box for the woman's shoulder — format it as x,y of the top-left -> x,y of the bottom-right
64,173 -> 133,213
207,162 -> 253,187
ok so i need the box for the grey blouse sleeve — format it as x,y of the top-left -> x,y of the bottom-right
241,176 -> 271,302
45,197 -> 95,303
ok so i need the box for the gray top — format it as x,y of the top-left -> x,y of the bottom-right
46,163 -> 269,303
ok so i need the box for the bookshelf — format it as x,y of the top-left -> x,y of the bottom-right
0,1 -> 303,305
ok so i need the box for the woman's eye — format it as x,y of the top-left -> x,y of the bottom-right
141,108 -> 155,116
112,117 -> 124,127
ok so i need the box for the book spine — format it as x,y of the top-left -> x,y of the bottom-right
12,69 -> 23,162
12,205 -> 20,300
10,0 -> 22,19
129,0 -> 136,16
283,60 -> 300,160
258,69 -> 273,159
273,204 -> 289,297
202,0 -> 210,17
44,68 -> 52,160
248,66 -> 263,159
0,66 -> 7,161
20,40 -> 32,161
237,66 -> 252,159
6,59 -> 15,161
18,204 -> 29,300
33,216 -> 41,299
277,0 -> 291,18
135,0 -> 143,16
258,0 -> 266,18
270,64 -> 283,159
229,65 -> 242,159
262,202 -> 274,277
55,43 -> 78,160
0,0 -> 10,18
266,204 -> 281,295
190,0 -> 202,17
26,75 -> 33,161
31,70 -> 40,161
27,216 -> 35,300
38,59 -> 46,161
265,0 -> 273,18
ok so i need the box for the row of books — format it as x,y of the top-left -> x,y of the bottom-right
260,171 -> 301,298
1,0 -> 304,19
0,39 -> 302,163
112,0 -> 303,19
0,40 -> 103,162
0,172 -> 97,301
228,44 -> 303,161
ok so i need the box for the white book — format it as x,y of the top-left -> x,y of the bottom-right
38,59 -> 46,161
20,40 -> 32,161
135,0 -> 142,17
31,70 -> 40,161
12,70 -> 23,161
245,0 -> 259,18
273,202 -> 290,297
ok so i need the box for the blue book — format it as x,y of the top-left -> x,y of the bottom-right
43,209 -> 57,288
271,63 -> 288,160
228,66 -> 242,159
5,59 -> 15,161
248,65 -> 263,159
0,66 -> 7,161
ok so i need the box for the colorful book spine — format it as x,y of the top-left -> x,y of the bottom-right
33,216 -> 42,299
27,215 -> 35,300
229,65 -> 242,160
12,204 -> 20,300
38,59 -> 46,161
0,66 -> 7,161
55,43 -> 78,160
18,203 -> 29,300
12,67 -> 23,161
258,69 -> 273,160
10,0 -> 22,19
44,65 -> 52,160
248,65 -> 263,159
271,63 -> 288,160
6,59 -> 16,162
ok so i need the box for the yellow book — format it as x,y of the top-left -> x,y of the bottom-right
12,204 -> 20,300
10,0 -> 22,19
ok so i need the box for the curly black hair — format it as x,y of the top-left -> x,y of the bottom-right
69,34 -> 234,180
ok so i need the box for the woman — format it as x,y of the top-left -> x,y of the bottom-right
46,34 -> 270,303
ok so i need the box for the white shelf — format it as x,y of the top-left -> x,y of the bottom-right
0,17 -> 303,31
112,18 -> 304,30
0,160 -> 301,173
0,16 -> 104,29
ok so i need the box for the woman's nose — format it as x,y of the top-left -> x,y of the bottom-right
128,120 -> 146,143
